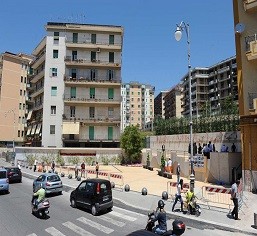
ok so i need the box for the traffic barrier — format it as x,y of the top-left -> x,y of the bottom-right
109,173 -> 124,190
167,181 -> 189,198
202,186 -> 232,209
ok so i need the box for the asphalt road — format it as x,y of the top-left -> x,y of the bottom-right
0,177 -> 246,236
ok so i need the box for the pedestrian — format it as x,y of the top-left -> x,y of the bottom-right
33,159 -> 37,172
167,158 -> 172,173
207,141 -> 213,152
51,161 -> 55,173
17,162 -> 21,170
198,143 -> 202,154
96,162 -> 99,178
202,143 -> 210,159
42,161 -> 45,172
176,163 -> 181,184
193,142 -> 197,156
221,144 -> 228,152
81,161 -> 86,178
230,179 -> 241,220
172,179 -> 184,212
74,163 -> 78,178
231,143 -> 237,152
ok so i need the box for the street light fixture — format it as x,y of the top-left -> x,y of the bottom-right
174,21 -> 195,191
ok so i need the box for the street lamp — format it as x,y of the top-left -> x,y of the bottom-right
5,109 -> 16,163
174,21 -> 195,190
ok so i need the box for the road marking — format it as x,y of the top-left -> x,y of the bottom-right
63,221 -> 95,236
97,214 -> 126,227
108,211 -> 137,221
45,227 -> 66,236
77,217 -> 114,234
113,206 -> 145,217
27,234 -> 37,236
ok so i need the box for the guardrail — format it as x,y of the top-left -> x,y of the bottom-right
167,181 -> 190,198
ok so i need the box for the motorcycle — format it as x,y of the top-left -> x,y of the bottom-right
145,211 -> 185,235
31,196 -> 50,218
184,196 -> 201,217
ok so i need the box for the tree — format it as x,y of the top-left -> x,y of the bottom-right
120,125 -> 144,164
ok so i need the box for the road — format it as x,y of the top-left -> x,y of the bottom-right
0,177 -> 247,236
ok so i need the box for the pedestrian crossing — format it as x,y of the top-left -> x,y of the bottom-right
26,206 -> 145,236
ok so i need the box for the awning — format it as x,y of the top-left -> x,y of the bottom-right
26,127 -> 32,136
31,124 -> 37,135
62,122 -> 80,134
27,111 -> 33,121
35,123 -> 42,134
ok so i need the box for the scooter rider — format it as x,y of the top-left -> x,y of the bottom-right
149,200 -> 167,235
185,188 -> 195,214
33,183 -> 46,208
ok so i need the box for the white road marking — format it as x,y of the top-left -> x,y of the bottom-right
109,211 -> 137,221
77,217 -> 114,234
63,221 -> 95,236
45,227 -> 66,236
27,234 -> 37,236
113,206 -> 145,217
97,214 -> 126,227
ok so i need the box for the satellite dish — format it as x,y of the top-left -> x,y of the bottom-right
235,23 -> 245,34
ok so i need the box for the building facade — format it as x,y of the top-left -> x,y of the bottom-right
0,52 -> 32,147
154,91 -> 168,119
233,0 -> 257,191
27,22 -> 123,148
121,82 -> 155,131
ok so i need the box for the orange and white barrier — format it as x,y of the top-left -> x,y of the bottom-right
167,181 -> 190,197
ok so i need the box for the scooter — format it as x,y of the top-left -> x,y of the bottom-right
184,196 -> 201,217
145,211 -> 185,235
31,196 -> 50,219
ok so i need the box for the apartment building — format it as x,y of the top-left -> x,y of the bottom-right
0,52 -> 33,146
181,56 -> 238,117
26,22 -> 123,148
154,91 -> 168,119
121,82 -> 155,131
233,0 -> 257,191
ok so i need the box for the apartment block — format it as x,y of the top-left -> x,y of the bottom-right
154,91 -> 168,119
121,82 -> 155,131
181,56 -> 238,117
26,22 -> 123,148
0,52 -> 32,146
233,0 -> 257,191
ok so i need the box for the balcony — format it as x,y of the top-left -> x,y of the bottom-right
245,34 -> 257,61
64,56 -> 121,68
63,116 -> 120,125
31,87 -> 44,98
63,76 -> 121,87
32,53 -> 45,69
63,96 -> 121,105
244,0 -> 257,12
30,70 -> 44,84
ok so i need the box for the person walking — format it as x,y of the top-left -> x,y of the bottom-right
172,179 -> 184,212
176,163 -> 181,184
33,159 -> 37,172
198,143 -> 202,154
95,162 -> 99,178
74,163 -> 78,178
231,179 -> 241,220
81,161 -> 86,178
167,158 -> 172,173
51,161 -> 55,173
231,143 -> 237,152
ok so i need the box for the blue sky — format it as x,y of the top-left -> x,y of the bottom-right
0,0 -> 235,95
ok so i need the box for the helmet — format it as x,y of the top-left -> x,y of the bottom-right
172,219 -> 185,236
158,200 -> 165,209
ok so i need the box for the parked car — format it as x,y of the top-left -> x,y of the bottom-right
70,178 -> 113,215
5,167 -> 22,183
33,173 -> 63,195
0,168 -> 9,194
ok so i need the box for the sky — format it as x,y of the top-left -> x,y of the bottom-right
0,0 -> 236,95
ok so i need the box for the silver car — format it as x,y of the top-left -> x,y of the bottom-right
33,173 -> 63,195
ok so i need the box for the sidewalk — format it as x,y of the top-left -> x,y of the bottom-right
1,158 -> 257,235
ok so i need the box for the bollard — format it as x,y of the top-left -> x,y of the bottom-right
124,184 -> 130,192
142,187 -> 147,195
162,191 -> 168,200
68,174 -> 72,179
111,182 -> 115,188
77,176 -> 81,181
254,213 -> 257,228
61,173 -> 65,177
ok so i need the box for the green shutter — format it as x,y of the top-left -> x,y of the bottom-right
89,126 -> 94,140
108,127 -> 113,140
108,88 -> 114,99
90,88 -> 95,99
71,87 -> 76,98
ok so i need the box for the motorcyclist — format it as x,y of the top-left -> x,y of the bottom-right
149,200 -> 167,235
33,183 -> 46,209
185,188 -> 195,214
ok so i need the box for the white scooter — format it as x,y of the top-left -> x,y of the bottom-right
31,196 -> 50,219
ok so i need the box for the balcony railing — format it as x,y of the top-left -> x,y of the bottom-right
245,34 -> 257,52
244,0 -> 257,11
65,38 -> 122,46
63,96 -> 121,103
63,76 -> 121,84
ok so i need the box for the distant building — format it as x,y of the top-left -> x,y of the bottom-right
0,52 -> 33,146
154,91 -> 168,119
121,82 -> 155,131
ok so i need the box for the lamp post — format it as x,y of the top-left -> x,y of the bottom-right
5,109 -> 16,163
174,21 -> 195,190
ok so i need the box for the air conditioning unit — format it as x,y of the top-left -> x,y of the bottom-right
97,48 -> 101,53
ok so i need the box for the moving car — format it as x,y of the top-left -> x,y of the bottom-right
0,168 -> 9,194
70,178 -> 113,215
33,173 -> 63,195
5,167 -> 22,183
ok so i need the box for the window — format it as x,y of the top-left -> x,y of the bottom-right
71,68 -> 77,78
108,107 -> 114,117
91,51 -> 96,62
90,69 -> 96,80
54,32 -> 59,44
51,106 -> 56,115
91,34 -> 96,44
70,106 -> 75,117
108,69 -> 114,81
50,125 -> 55,134
72,51 -> 77,60
109,52 -> 114,63
138,92 -> 140,95
18,130 -> 20,137
53,50 -> 58,58
20,90 -> 22,96
109,35 -> 114,45
24,77 -> 27,83
21,76 -> 23,83
89,107 -> 95,118
73,33 -> 78,43
22,131 -> 24,137
90,88 -> 95,99
51,86 -> 57,96
70,87 -> 76,98
51,68 -> 57,77
108,88 -> 114,100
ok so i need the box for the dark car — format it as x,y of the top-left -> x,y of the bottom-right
5,167 -> 22,183
70,178 -> 113,216
33,173 -> 63,195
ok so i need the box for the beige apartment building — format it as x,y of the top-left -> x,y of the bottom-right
26,22 -> 123,148
154,91 -> 168,119
121,82 -> 155,131
233,0 -> 257,191
0,52 -> 32,147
